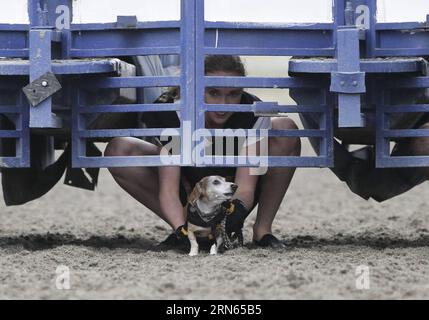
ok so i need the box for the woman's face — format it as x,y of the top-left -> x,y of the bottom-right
205,71 -> 244,128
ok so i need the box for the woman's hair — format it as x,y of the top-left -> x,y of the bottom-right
205,55 -> 246,76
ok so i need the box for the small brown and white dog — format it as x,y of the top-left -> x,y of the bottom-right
185,176 -> 238,256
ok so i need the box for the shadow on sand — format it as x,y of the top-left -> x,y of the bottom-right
0,233 -> 157,252
0,232 -> 428,252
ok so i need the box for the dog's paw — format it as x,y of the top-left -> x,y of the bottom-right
189,250 -> 198,257
210,246 -> 218,255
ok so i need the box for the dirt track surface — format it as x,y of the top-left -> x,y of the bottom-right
0,165 -> 428,300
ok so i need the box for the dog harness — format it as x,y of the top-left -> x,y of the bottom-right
186,204 -> 226,229
186,202 -> 240,249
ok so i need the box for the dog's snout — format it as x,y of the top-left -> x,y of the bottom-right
231,184 -> 238,192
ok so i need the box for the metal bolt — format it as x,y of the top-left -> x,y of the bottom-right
352,81 -> 358,86
340,81 -> 345,86
41,81 -> 48,87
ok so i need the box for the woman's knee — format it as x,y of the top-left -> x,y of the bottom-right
270,117 -> 301,156
105,138 -> 133,157
104,137 -> 160,157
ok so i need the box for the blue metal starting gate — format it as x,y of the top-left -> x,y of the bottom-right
0,0 -> 429,172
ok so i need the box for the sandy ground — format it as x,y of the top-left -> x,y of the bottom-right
0,158 -> 428,299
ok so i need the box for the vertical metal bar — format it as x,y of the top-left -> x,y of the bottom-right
333,0 -> 346,59
180,0 -> 197,166
375,89 -> 389,167
318,90 -> 327,158
17,92 -> 30,167
366,0 -> 377,58
28,0 -> 61,128
62,29 -> 72,59
336,28 -> 362,127
72,88 -> 86,168
344,1 -> 354,26
29,0 -> 42,27
29,29 -> 55,128
317,88 -> 334,167
319,88 -> 334,167
57,0 -> 73,58
324,88 -> 335,167
195,0 -> 206,166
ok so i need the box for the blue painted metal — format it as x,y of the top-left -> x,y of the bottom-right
80,76 -> 181,89
0,24 -> 29,58
0,0 -> 428,170
289,57 -> 426,74
366,0 -> 377,58
71,87 -> 85,168
69,21 -> 181,57
0,91 -> 30,168
330,72 -> 365,93
331,27 -> 365,127
375,22 -> 429,57
203,22 -> 335,56
204,77 -> 325,88
375,78 -> 429,168
29,29 -> 61,128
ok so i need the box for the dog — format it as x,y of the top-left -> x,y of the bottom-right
184,176 -> 238,256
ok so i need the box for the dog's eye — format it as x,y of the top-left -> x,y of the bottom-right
213,180 -> 220,185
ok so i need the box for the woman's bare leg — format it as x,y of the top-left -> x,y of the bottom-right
233,118 -> 301,242
253,118 -> 301,241
104,137 -> 185,229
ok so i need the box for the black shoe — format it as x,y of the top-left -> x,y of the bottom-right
253,234 -> 285,249
157,226 -> 190,252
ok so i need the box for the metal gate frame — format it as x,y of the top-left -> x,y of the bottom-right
71,0 -> 335,168
1,0 -> 429,169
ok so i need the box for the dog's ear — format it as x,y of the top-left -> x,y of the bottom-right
188,181 -> 203,205
188,179 -> 209,205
